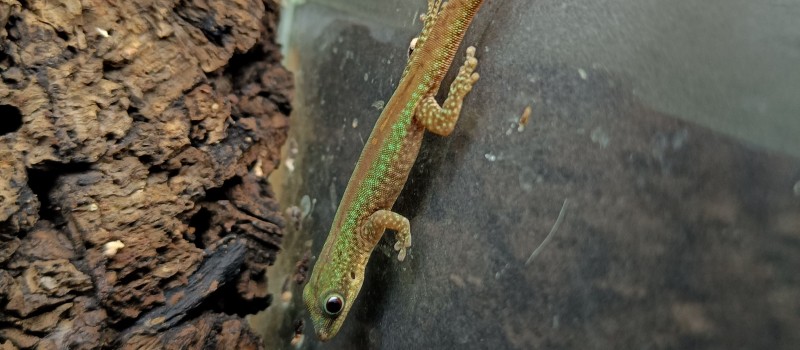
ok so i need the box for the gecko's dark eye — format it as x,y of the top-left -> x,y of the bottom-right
323,294 -> 344,316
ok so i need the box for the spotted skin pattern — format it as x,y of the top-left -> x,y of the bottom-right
303,0 -> 485,341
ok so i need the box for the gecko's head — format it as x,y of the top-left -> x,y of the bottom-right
303,258 -> 366,341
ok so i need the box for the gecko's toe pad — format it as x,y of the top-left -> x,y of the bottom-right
394,237 -> 411,261
397,248 -> 407,262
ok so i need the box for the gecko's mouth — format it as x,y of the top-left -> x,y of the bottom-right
316,330 -> 333,342
313,318 -> 341,342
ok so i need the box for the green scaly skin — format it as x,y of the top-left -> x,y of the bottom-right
303,0 -> 485,341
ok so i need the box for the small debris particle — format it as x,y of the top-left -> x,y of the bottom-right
286,205 -> 303,230
672,129 -> 689,150
408,37 -> 418,56
291,320 -> 305,348
300,196 -> 311,217
147,316 -> 166,327
519,106 -> 531,126
590,127 -> 610,148
284,138 -> 298,172
294,252 -> 311,285
96,27 -> 110,37
449,274 -> 466,288
39,276 -> 58,290
465,275 -> 483,288
291,334 -> 305,348
485,153 -> 497,162
494,263 -> 510,279
518,105 -> 531,132
281,290 -> 293,304
103,240 -> 125,257
253,158 -> 264,177
578,68 -> 588,80
352,118 -> 359,128
372,100 -> 385,110
168,291 -> 185,305
288,138 -> 299,156
526,198 -> 569,265
207,280 -> 219,293
88,203 -> 99,211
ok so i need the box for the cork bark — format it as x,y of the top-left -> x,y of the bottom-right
0,0 -> 292,348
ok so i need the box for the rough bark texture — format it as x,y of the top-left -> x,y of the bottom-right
0,0 -> 292,349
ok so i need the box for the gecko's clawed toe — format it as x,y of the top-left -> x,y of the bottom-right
466,57 -> 478,68
397,249 -> 407,262
394,235 -> 412,262
470,72 -> 480,82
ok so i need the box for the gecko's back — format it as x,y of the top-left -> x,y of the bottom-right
335,0 -> 484,233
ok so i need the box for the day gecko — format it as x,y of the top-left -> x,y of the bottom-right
303,0 -> 485,340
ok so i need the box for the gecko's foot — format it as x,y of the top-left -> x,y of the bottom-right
460,46 -> 480,85
415,45 -> 481,136
394,234 -> 412,262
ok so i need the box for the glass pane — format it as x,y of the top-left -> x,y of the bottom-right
263,1 -> 800,348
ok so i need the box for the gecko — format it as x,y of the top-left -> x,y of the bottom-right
303,0 -> 485,341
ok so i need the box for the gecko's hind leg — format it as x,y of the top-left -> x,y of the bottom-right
363,210 -> 412,261
415,46 -> 480,136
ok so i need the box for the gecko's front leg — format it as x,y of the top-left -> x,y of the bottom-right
416,46 -> 480,136
361,210 -> 412,261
